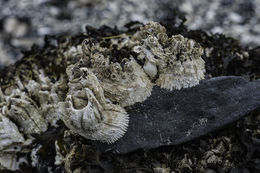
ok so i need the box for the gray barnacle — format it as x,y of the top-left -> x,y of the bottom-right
156,36 -> 205,90
61,64 -> 129,143
63,44 -> 83,63
0,110 -> 29,171
0,21 -> 207,152
60,88 -> 128,144
101,57 -> 153,107
133,21 -> 167,41
3,88 -> 48,135
58,22 -> 205,144
0,68 -> 65,170
81,38 -> 153,107
0,113 -> 25,151
1,67 -> 64,137
133,22 -> 205,90
133,35 -> 166,79
90,53 -> 110,79
0,111 -> 30,170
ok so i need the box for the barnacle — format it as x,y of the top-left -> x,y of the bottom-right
133,22 -> 205,90
0,152 -> 27,171
81,39 -> 153,107
0,113 -> 25,151
0,112 -> 28,170
25,75 -> 66,127
60,65 -> 129,143
1,67 -> 65,136
98,57 -> 153,107
0,67 -> 67,170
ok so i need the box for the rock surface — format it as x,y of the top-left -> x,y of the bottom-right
95,76 -> 260,153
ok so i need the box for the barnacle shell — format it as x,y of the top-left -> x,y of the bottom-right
61,65 -> 129,143
133,22 -> 205,90
0,113 -> 25,151
1,68 -> 65,136
26,77 -> 65,127
133,21 -> 167,41
0,68 -> 66,170
81,40 -> 153,107
99,57 -> 153,107
2,88 -> 48,135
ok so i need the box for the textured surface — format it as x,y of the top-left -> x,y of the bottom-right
95,76 -> 260,153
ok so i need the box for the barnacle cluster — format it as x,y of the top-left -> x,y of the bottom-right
0,22 -> 205,169
60,22 -> 204,144
0,67 -> 64,170
133,22 -> 205,90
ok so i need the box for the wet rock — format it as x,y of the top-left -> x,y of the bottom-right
94,76 -> 260,153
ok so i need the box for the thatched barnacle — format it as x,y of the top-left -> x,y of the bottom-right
1,68 -> 64,137
61,64 -> 129,143
81,39 -> 153,107
0,21 -> 208,170
132,21 -> 167,41
133,22 -> 205,90
0,112 -> 25,151
0,68 -> 65,170
2,88 -> 48,135
100,57 -> 153,107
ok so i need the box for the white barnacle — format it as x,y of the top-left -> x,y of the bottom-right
0,69 -> 65,170
81,38 -> 154,107
61,65 -> 129,143
60,88 -> 129,144
100,57 -> 153,107
1,68 -> 65,136
0,113 -> 25,151
3,88 -> 48,135
133,22 -> 205,90
156,36 -> 205,90
25,69 -> 66,127
58,21 -> 206,144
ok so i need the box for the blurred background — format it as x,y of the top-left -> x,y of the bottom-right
0,0 -> 259,67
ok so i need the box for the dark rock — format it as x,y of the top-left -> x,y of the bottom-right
94,76 -> 260,154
